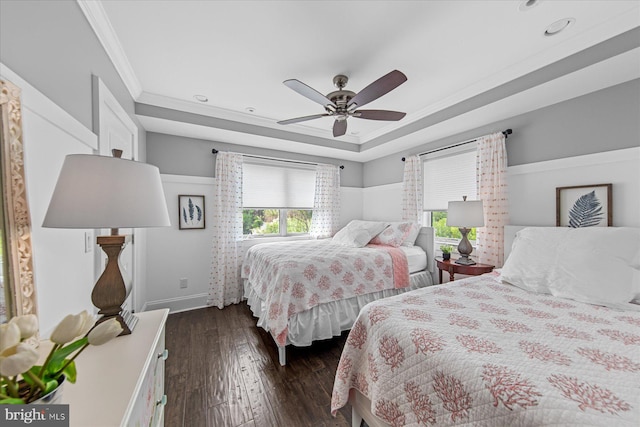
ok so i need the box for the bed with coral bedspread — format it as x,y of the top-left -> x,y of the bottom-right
243,227 -> 435,365
331,272 -> 640,426
331,226 -> 640,426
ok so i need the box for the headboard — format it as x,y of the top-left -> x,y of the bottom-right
504,225 -> 528,260
415,226 -> 435,273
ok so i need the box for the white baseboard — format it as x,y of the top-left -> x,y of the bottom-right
144,293 -> 208,313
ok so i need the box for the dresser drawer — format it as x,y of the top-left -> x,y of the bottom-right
128,327 -> 167,427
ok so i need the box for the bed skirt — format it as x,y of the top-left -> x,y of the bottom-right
243,270 -> 432,347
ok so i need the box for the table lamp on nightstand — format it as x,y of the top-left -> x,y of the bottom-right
446,196 -> 484,266
42,150 -> 170,335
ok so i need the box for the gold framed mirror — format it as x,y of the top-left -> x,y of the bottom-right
0,78 -> 37,323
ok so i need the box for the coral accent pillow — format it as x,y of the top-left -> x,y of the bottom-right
370,222 -> 413,248
401,222 -> 421,247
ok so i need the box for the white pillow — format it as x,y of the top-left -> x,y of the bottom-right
547,228 -> 640,306
501,227 -> 640,307
332,220 -> 388,248
501,227 -> 566,294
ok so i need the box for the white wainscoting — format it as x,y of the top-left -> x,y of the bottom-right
362,182 -> 403,222
1,63 -> 98,337
508,147 -> 640,227
340,186 -> 364,227
360,148 -> 640,229
144,174 -> 215,312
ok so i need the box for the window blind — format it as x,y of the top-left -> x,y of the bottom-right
423,147 -> 477,211
242,160 -> 316,209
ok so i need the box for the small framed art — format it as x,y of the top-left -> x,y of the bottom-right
179,195 -> 205,229
556,183 -> 612,227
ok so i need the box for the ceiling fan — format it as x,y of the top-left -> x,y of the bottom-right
277,70 -> 407,137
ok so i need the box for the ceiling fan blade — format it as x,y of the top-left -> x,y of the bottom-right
277,113 -> 330,125
347,70 -> 407,109
333,120 -> 347,137
283,79 -> 337,108
353,109 -> 406,121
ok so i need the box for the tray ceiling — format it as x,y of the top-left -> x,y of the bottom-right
80,0 -> 640,161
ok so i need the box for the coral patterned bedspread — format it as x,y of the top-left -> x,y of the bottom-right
242,240 -> 409,346
331,272 -> 640,426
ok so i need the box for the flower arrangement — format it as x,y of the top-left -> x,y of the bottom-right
0,311 -> 122,404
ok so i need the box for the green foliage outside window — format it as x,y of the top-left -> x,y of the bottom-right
243,209 -> 311,235
287,210 -> 312,233
243,209 -> 264,234
432,211 -> 477,241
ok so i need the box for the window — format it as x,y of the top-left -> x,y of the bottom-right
242,160 -> 315,236
422,144 -> 478,248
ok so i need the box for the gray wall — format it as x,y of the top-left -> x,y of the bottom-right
146,132 -> 364,187
0,0 -> 145,156
363,79 -> 640,187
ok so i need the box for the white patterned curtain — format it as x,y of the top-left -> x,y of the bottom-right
207,152 -> 244,308
476,132 -> 509,267
401,155 -> 423,224
309,164 -> 341,238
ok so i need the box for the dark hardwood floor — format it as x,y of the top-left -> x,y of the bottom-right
164,302 -> 355,427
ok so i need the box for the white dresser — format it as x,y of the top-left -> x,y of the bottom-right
54,309 -> 170,427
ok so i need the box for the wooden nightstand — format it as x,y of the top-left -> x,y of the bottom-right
436,257 -> 494,284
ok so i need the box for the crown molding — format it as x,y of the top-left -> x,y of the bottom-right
77,0 -> 143,99
136,91 -> 361,145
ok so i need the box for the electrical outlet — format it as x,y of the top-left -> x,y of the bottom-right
84,232 -> 93,253
179,278 -> 188,289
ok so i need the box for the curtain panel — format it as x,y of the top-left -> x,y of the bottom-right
207,152 -> 244,308
309,164 -> 341,238
476,132 -> 509,267
401,155 -> 423,224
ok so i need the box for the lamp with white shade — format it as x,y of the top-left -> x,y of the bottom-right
446,196 -> 484,265
42,150 -> 170,335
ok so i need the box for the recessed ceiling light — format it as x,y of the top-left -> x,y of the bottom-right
519,0 -> 542,11
544,18 -> 575,36
193,94 -> 208,102
245,107 -> 256,113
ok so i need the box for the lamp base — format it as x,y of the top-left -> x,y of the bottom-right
94,235 -> 134,337
456,228 -> 476,265
455,255 -> 477,266
120,310 -> 139,334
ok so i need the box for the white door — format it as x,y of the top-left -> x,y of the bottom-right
94,77 -> 139,315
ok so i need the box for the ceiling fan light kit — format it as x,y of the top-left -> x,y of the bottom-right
278,69 -> 408,137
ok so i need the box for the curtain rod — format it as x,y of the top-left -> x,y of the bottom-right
211,149 -> 344,169
401,129 -> 512,161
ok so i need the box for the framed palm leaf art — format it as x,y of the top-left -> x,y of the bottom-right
556,184 -> 612,227
179,195 -> 205,229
